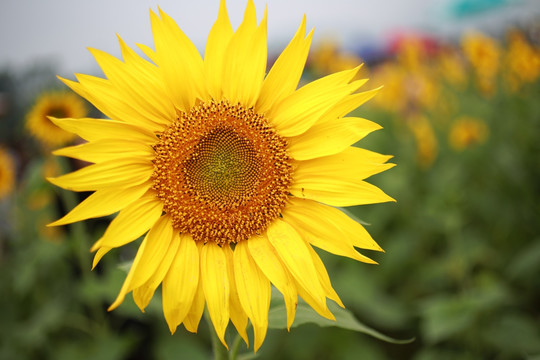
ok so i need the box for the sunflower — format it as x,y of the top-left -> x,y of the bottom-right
26,91 -> 88,147
0,148 -> 15,200
449,115 -> 489,151
48,0 -> 394,351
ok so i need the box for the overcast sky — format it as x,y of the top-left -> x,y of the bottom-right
1,0 -> 539,76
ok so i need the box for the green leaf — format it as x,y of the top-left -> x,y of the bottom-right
268,291 -> 413,344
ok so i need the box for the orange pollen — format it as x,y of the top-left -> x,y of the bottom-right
151,100 -> 293,245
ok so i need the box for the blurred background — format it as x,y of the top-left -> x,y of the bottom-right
1,0 -> 540,359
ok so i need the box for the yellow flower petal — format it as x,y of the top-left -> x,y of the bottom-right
234,241 -> 271,352
150,8 -> 206,111
88,46 -> 175,127
307,245 -> 344,308
201,242 -> 230,349
224,244 -> 249,346
256,16 -> 313,114
316,86 -> 380,125
248,234 -> 298,330
47,158 -> 153,192
52,139 -> 154,164
283,197 -> 381,258
92,247 -> 112,270
48,117 -> 156,143
268,67 -> 362,137
129,215 -> 175,289
287,117 -> 383,160
95,192 -> 163,250
62,74 -> 165,131
291,179 -> 395,207
204,0 -> 233,100
296,280 -> 335,321
293,147 -> 395,183
182,244 -> 206,333
222,0 -> 267,107
133,234 -> 181,312
108,239 -> 148,311
162,233 -> 200,334
48,182 -> 151,226
266,219 -> 327,312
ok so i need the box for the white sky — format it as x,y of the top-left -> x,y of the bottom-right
1,0 -> 539,76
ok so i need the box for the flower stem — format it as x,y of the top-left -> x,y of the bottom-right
204,311 -> 229,360
229,333 -> 244,360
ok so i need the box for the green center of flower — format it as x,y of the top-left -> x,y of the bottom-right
152,100 -> 292,245
184,127 -> 260,206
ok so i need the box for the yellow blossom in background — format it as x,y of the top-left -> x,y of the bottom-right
461,31 -> 501,96
449,115 -> 489,151
407,114 -> 438,168
405,70 -> 440,111
309,37 -> 368,78
396,37 -> 427,71
26,91 -> 88,147
370,62 -> 408,113
48,0 -> 394,351
0,148 -> 16,200
437,47 -> 467,88
504,29 -> 540,92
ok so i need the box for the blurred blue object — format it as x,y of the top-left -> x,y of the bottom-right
450,0 -> 509,16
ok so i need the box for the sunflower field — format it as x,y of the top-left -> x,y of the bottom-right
1,8 -> 540,360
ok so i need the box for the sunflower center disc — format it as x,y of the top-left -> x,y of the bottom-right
185,127 -> 259,204
152,100 -> 293,245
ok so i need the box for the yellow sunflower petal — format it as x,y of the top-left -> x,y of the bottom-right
129,215 -> 175,289
52,139 -> 154,164
182,243 -> 205,333
256,16 -> 313,114
201,242 -> 230,348
221,0 -> 267,107
150,8 -> 206,111
118,35 -> 175,118
108,239 -> 148,311
248,234 -> 298,330
92,247 -> 112,270
96,192 -> 163,250
268,67 -> 362,137
316,86 -> 380,125
283,198 -> 380,263
63,74 -> 165,131
307,246 -> 344,308
293,147 -> 395,183
48,117 -> 156,143
266,219 -> 327,312
162,233 -> 200,334
48,182 -> 151,226
296,280 -> 335,321
205,0 -> 233,100
88,46 -> 174,127
234,240 -> 271,352
287,117 -> 383,160
47,158 -> 153,192
224,244 -> 249,346
291,178 -> 395,207
136,43 -> 159,64
133,233 -> 181,312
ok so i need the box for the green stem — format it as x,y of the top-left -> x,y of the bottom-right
204,311 -> 229,360
54,157 -> 105,327
229,333 -> 244,360
55,157 -> 91,278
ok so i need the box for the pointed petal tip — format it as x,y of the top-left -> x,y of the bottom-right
168,324 -> 177,335
46,218 -> 64,227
